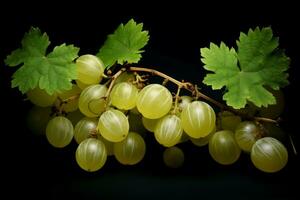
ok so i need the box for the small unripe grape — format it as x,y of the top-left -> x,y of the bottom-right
163,146 -> 184,168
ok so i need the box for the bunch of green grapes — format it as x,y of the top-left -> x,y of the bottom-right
25,54 -> 290,173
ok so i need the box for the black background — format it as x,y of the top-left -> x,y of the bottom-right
1,2 -> 299,199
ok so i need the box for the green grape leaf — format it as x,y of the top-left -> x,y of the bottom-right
201,27 -> 290,109
5,27 -> 79,95
97,19 -> 149,68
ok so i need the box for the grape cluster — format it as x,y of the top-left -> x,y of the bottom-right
26,54 -> 288,173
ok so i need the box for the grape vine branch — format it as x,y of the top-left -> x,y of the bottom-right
105,66 -> 279,124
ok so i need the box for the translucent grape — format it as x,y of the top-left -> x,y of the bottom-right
26,106 -> 52,135
98,109 -> 129,142
251,137 -> 288,173
76,138 -> 107,172
235,121 -> 261,152
46,116 -> 74,148
142,117 -> 160,132
136,84 -> 172,119
114,132 -> 146,165
154,115 -> 183,147
178,96 -> 193,111
58,84 -> 81,112
258,89 -> 285,119
209,130 -> 241,165
79,84 -> 107,117
190,126 -> 216,147
76,54 -> 105,85
163,146 -> 184,168
27,87 -> 57,107
181,101 -> 216,138
74,117 -> 98,144
110,82 -> 138,110
220,111 -> 242,131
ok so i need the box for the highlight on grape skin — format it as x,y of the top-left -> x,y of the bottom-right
154,114 -> 183,147
136,84 -> 173,119
76,54 -> 105,85
98,109 -> 129,142
76,138 -> 107,172
251,137 -> 288,173
79,84 -> 107,117
181,101 -> 216,138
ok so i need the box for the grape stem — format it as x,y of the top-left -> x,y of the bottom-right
104,68 -> 127,100
128,66 -> 278,124
172,86 -> 181,114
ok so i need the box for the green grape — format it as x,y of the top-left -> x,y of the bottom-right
26,106 -> 52,135
58,84 -> 81,112
154,115 -> 183,147
46,116 -> 74,148
114,72 -> 135,84
76,138 -> 107,172
98,136 -> 114,156
181,101 -> 216,138
178,96 -> 193,111
163,146 -> 184,168
209,130 -> 241,165
67,109 -> 85,126
136,84 -> 172,119
98,109 -> 129,142
110,82 -> 139,110
76,54 -> 105,85
258,89 -> 285,119
262,122 -> 286,142
79,84 -> 107,117
142,117 -> 160,132
235,121 -> 261,152
114,132 -> 146,165
128,112 -> 147,137
190,126 -> 216,147
220,111 -> 242,131
251,137 -> 288,173
76,79 -> 89,90
27,87 -> 57,107
74,117 -> 98,144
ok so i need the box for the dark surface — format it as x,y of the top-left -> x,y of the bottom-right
1,3 -> 299,199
